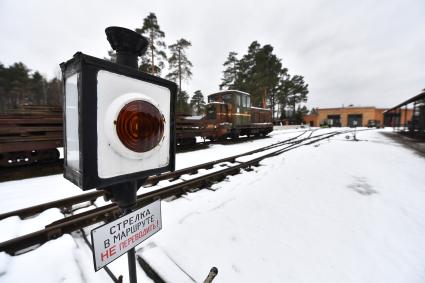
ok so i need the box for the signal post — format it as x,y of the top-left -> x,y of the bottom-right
60,26 -> 177,282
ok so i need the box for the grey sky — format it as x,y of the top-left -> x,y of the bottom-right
1,0 -> 424,108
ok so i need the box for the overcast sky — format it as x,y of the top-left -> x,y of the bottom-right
1,0 -> 424,108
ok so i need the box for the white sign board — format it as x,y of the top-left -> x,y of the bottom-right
91,200 -> 162,271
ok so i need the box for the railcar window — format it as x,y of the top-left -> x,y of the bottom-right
221,104 -> 227,114
242,95 -> 247,107
247,96 -> 251,107
206,105 -> 216,119
223,94 -> 232,103
235,94 -> 241,106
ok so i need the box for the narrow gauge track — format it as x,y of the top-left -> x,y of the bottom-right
0,130 -> 311,221
0,132 -> 290,182
0,128 -> 363,255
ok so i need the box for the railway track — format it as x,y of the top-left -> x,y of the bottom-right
0,130 -> 310,220
0,128 -> 362,255
0,132 -> 287,182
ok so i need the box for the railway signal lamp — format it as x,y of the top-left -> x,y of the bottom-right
60,26 -> 177,191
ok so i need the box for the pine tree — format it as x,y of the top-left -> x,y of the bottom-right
251,44 -> 282,111
287,75 -> 309,118
233,42 -> 282,108
233,41 -> 261,94
31,71 -> 47,105
276,73 -> 291,119
277,74 -> 309,120
0,62 -> 63,113
0,63 -> 6,113
166,38 -> 193,95
294,105 -> 309,124
46,78 -> 62,107
176,90 -> 191,114
310,108 -> 318,115
5,62 -> 32,108
135,12 -> 167,76
219,42 -> 309,120
190,90 -> 205,115
219,52 -> 239,90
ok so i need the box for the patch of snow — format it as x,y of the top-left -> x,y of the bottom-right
1,129 -> 424,282
0,235 -> 87,283
0,175 -> 81,214
0,208 -> 64,242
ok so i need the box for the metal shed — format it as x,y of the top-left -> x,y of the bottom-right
384,90 -> 425,138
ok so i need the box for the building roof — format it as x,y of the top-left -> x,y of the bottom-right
316,106 -> 382,110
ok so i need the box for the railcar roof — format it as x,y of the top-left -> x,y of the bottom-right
208,90 -> 250,97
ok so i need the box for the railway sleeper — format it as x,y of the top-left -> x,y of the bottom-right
61,201 -> 95,215
46,228 -> 62,240
142,180 -> 159,187
61,205 -> 73,214
191,179 -> 215,191
211,172 -> 234,183
162,195 -> 178,202
244,166 -> 254,172
167,176 -> 182,182
188,187 -> 202,193
228,168 -> 241,176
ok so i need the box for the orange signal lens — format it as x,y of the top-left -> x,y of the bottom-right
116,100 -> 164,152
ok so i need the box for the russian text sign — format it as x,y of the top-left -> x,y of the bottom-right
91,200 -> 162,271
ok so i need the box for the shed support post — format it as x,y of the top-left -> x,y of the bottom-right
404,105 -> 408,131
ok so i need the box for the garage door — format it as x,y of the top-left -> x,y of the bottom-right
347,114 -> 363,127
327,115 -> 341,127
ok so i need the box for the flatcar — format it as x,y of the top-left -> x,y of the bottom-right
0,106 -> 63,167
175,114 -> 217,145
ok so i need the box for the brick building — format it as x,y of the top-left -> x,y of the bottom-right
303,106 -> 413,127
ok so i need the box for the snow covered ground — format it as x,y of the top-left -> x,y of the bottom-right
1,128 -> 425,283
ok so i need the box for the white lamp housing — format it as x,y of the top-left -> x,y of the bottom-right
60,52 -> 177,190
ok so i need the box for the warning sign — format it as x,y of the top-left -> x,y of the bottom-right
91,200 -> 162,271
